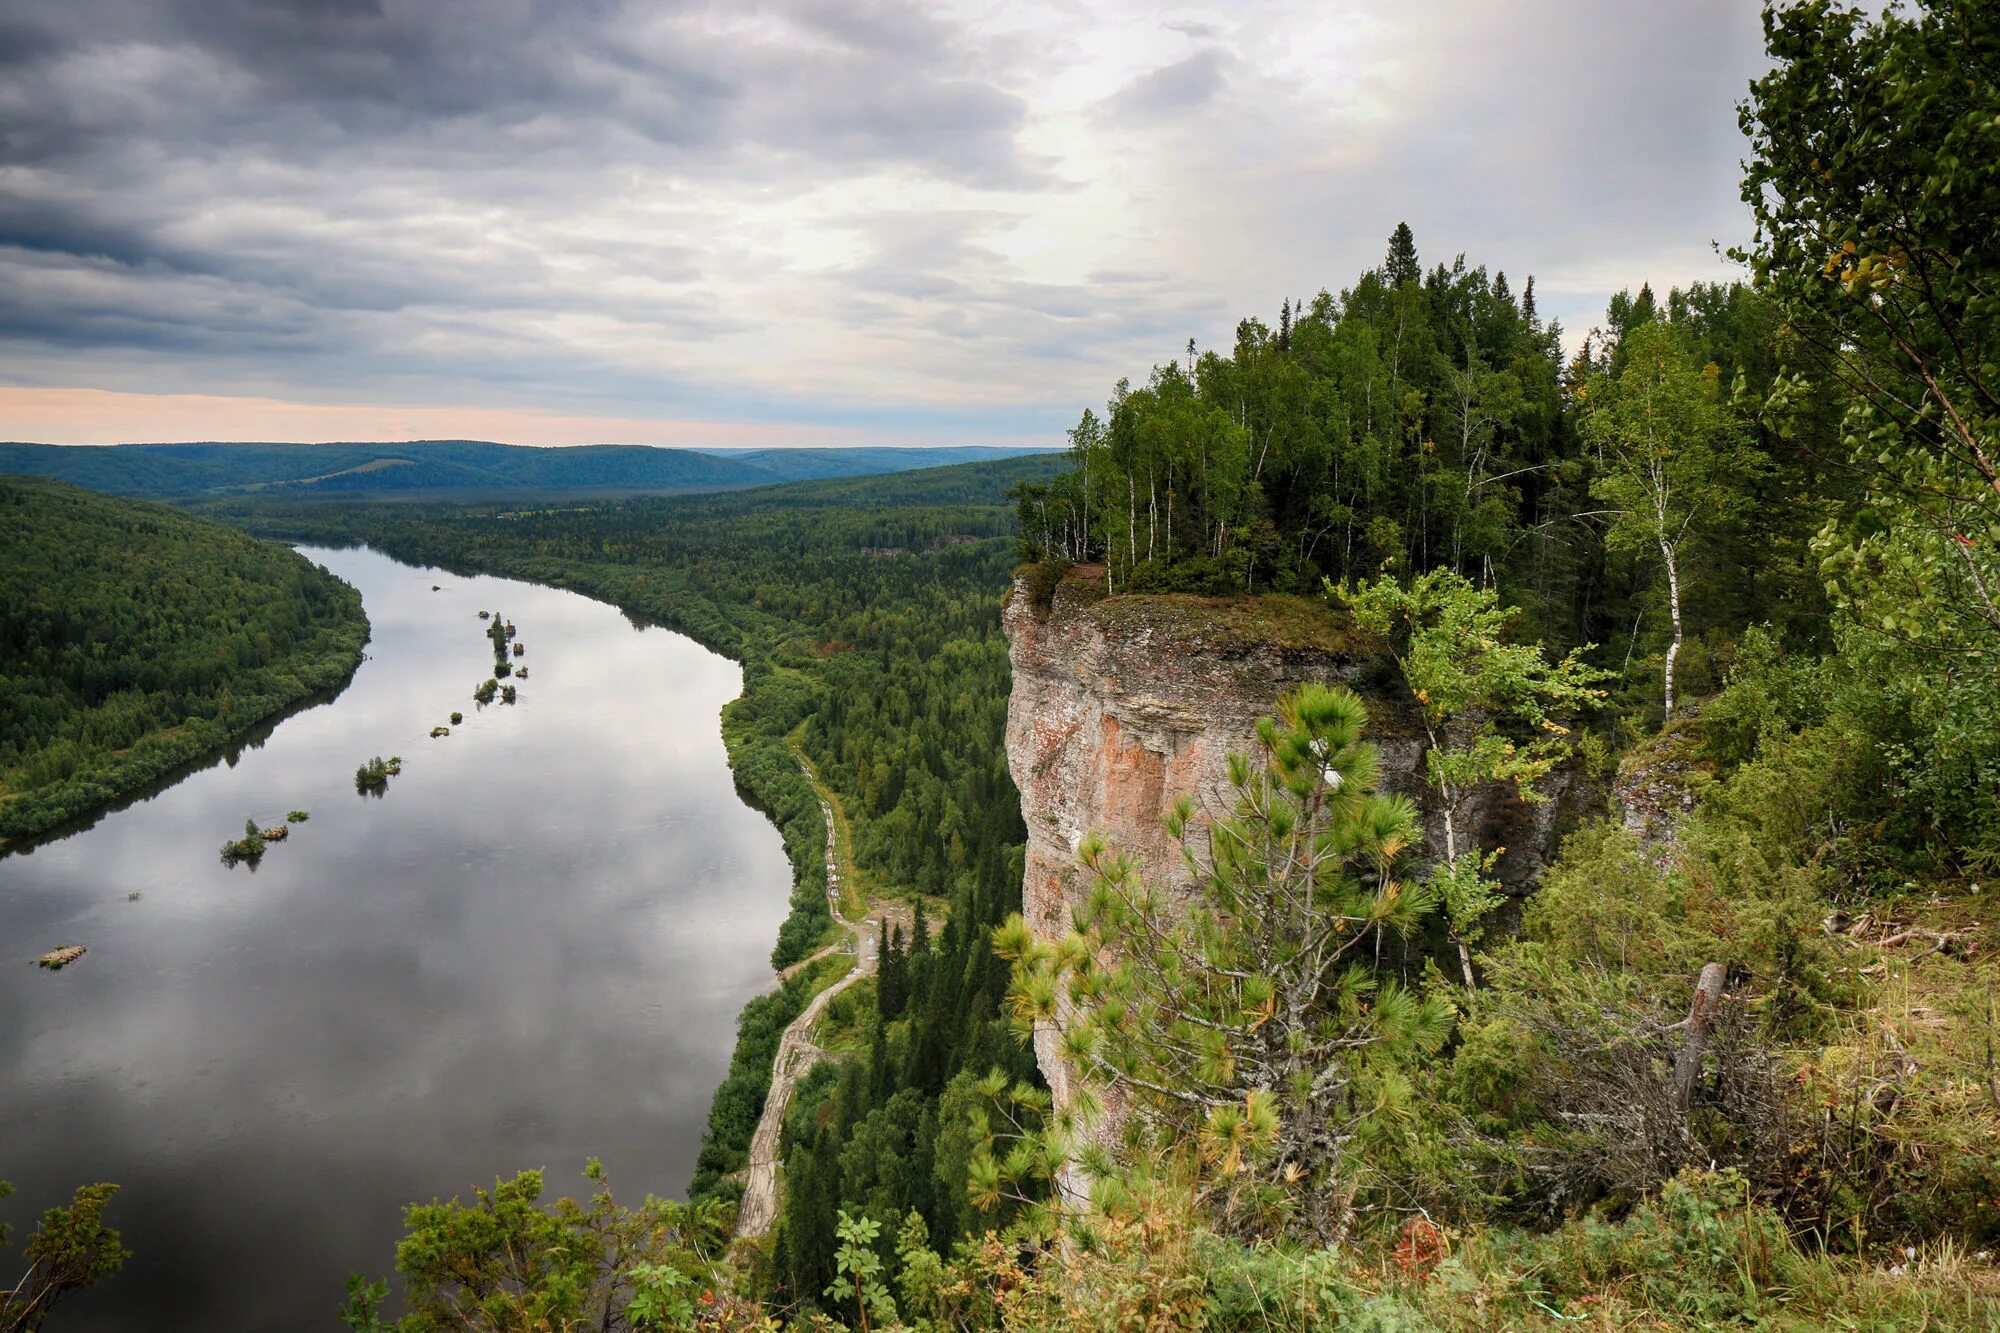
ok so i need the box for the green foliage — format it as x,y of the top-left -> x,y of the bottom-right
220,817 -> 267,866
160,10 -> 2000,1312
826,1212 -> 897,1332
1017,230 -> 1587,617
1740,0 -> 2000,664
355,755 -> 401,794
1733,0 -> 2000,872
339,1162 -> 741,1333
1338,569 -> 1609,981
0,475 -> 367,843
999,684 -> 1450,1241
1578,320 -> 1761,718
212,466 -> 1041,1307
0,1178 -> 129,1333
688,952 -> 850,1203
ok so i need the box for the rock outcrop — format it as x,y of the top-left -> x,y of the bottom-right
1001,569 -> 1597,1202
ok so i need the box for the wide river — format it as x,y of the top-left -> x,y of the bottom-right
0,545 -> 792,1330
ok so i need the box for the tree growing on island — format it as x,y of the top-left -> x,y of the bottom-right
220,817 -> 266,865
992,684 -> 1452,1241
354,756 -> 400,795
1338,569 -> 1608,988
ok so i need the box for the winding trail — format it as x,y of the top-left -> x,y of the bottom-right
736,759 -> 906,1239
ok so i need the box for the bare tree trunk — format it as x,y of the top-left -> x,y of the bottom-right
1671,962 -> 1727,1116
1148,467 -> 1157,561
1081,450 -> 1090,560
1660,536 -> 1683,719
1439,797 -> 1477,990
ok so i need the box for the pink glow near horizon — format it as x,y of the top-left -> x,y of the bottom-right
0,387 -> 989,448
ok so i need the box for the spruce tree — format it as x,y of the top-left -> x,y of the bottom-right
1384,221 -> 1420,287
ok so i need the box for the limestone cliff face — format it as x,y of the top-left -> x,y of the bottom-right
1001,571 -> 1596,1199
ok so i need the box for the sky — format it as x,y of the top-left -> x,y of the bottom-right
0,0 -> 1769,448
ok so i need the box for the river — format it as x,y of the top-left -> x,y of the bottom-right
0,545 -> 792,1330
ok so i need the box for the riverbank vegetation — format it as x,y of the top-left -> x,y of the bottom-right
207,456 -> 1056,1277
189,2 -> 2000,1325
0,476 -> 368,846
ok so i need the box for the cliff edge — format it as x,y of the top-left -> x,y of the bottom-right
1001,567 -> 1596,1202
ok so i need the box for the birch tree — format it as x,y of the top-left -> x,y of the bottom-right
1339,570 -> 1608,988
1581,321 -> 1754,718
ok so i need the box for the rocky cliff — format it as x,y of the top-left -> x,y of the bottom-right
1001,568 -> 1596,1201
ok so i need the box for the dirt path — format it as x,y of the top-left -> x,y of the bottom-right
736,761 -> 907,1239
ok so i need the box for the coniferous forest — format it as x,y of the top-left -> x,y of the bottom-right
0,476 -> 368,844
6,3 -> 2000,1330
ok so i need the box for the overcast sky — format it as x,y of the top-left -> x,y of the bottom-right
0,0 -> 1767,447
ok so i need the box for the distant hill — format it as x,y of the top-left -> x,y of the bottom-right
698,451 -> 1070,509
0,440 -> 1059,501
691,445 -> 1053,483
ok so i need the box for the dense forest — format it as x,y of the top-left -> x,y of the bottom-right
1011,231 -> 1835,732
0,476 -> 368,844
12,1 -> 1998,1328
317,4 -> 2000,1328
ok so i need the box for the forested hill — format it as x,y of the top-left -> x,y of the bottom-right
0,476 -> 368,845
692,446 -> 1056,483
0,439 -> 1057,502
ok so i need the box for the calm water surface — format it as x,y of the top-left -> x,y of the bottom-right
0,546 -> 791,1330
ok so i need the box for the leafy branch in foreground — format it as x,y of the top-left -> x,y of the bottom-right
338,1162 -> 761,1333
994,683 -> 1453,1242
1,1178 -> 128,1333
1740,0 -> 2000,658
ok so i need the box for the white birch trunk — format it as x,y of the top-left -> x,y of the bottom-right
1660,536 -> 1682,719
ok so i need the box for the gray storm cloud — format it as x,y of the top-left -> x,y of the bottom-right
0,0 -> 1766,443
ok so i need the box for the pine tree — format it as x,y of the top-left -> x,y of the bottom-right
1384,221 -> 1420,288
994,684 -> 1453,1240
879,925 -> 907,1020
